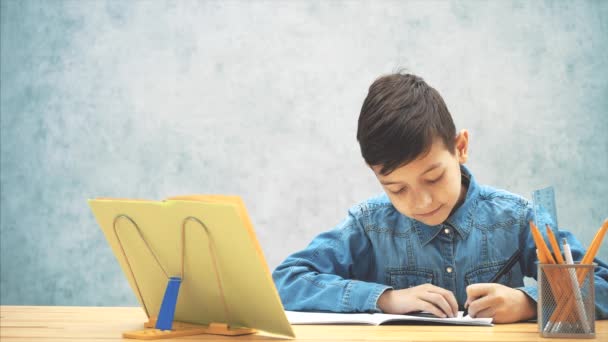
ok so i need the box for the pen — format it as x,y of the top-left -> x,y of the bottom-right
562,238 -> 574,265
559,238 -> 591,333
463,248 -> 522,317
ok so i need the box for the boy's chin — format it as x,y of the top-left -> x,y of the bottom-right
417,217 -> 444,226
415,212 -> 449,226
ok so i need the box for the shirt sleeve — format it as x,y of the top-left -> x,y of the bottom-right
272,207 -> 392,313
517,204 -> 608,319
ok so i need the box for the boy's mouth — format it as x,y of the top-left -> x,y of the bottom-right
415,205 -> 443,218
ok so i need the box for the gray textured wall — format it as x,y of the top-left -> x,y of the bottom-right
1,0 -> 607,306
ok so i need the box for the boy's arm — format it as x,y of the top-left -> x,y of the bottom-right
518,209 -> 608,319
272,210 -> 391,313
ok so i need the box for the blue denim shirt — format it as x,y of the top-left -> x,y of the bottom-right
272,166 -> 608,318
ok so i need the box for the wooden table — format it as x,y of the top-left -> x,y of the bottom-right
1,306 -> 606,341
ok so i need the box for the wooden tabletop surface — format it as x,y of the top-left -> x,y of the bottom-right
1,306 -> 606,341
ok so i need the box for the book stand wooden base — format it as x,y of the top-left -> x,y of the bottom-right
122,317 -> 256,340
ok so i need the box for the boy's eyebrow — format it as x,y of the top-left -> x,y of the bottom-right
379,180 -> 401,185
379,162 -> 442,186
421,162 -> 442,175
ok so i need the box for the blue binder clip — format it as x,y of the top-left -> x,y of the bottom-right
155,277 -> 181,331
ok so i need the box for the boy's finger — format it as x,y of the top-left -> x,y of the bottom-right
418,300 -> 448,318
421,292 -> 454,318
466,283 -> 491,298
429,287 -> 458,316
467,294 -> 494,317
446,291 -> 458,316
473,306 -> 495,319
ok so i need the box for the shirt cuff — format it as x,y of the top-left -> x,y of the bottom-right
342,280 -> 393,313
517,285 -> 538,303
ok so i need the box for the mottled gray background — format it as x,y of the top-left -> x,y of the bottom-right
1,0 -> 607,306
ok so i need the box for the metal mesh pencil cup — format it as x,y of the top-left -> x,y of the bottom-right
538,263 -> 595,338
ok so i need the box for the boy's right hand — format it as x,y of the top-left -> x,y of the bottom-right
377,284 -> 458,318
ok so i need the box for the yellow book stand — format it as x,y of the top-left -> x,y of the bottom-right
89,195 -> 294,339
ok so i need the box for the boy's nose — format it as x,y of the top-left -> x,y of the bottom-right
412,191 -> 432,209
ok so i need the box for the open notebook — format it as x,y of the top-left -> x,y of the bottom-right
89,195 -> 294,338
286,311 -> 493,326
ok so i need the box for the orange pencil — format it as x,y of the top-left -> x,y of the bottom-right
546,225 -> 565,264
530,221 -> 555,264
574,219 -> 608,285
581,219 -> 608,265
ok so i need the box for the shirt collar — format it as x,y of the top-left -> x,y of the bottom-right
414,164 -> 479,246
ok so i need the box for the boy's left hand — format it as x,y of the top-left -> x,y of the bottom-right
465,283 -> 536,323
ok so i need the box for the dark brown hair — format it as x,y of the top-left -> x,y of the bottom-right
357,73 -> 456,175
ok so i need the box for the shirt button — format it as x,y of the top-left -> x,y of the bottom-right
444,228 -> 450,234
446,266 -> 453,273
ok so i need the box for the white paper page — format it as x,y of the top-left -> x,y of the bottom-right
286,311 -> 493,326
379,312 -> 493,326
286,311 -> 377,325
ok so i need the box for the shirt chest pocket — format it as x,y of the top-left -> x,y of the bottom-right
464,260 -> 513,286
386,268 -> 434,289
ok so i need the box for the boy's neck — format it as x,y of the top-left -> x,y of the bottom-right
448,173 -> 469,218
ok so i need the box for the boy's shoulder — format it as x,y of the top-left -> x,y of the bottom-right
471,182 -> 534,228
476,183 -> 530,208
346,192 -> 401,220
352,191 -> 391,207
460,165 -> 529,208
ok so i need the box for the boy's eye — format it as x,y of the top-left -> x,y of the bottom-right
391,187 -> 407,195
427,174 -> 444,184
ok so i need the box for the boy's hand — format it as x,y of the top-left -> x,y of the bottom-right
465,283 -> 536,323
377,284 -> 458,318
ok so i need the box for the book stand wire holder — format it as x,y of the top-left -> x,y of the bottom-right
112,214 -> 256,340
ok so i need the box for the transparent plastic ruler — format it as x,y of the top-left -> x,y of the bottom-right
532,186 -> 558,232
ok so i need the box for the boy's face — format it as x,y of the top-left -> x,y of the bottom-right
371,130 -> 469,226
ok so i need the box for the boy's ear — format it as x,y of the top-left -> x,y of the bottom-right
454,129 -> 469,164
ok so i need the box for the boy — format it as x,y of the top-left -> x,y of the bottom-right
272,73 -> 608,323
